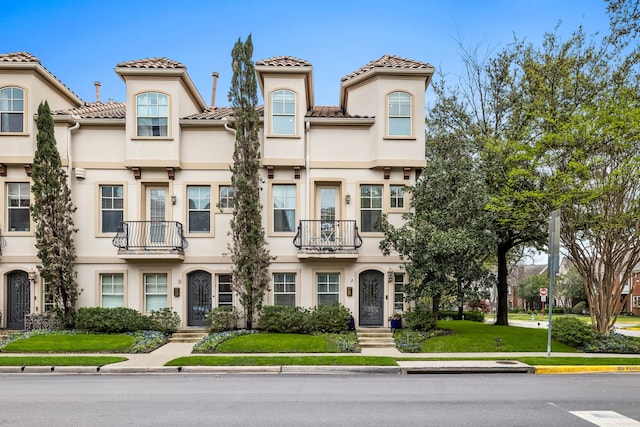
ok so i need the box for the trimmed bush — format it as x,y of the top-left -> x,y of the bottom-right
258,305 -> 313,334
148,308 -> 180,334
572,301 -> 587,314
463,310 -> 484,323
551,316 -> 596,348
311,304 -> 352,333
403,306 -> 437,331
206,306 -> 239,332
75,307 -> 151,333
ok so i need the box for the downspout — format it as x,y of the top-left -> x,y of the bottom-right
304,121 -> 310,222
67,114 -> 81,187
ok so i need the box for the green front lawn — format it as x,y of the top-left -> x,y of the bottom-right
417,320 -> 577,353
0,356 -> 127,366
2,334 -> 135,353
166,355 -> 397,366
214,333 -> 342,353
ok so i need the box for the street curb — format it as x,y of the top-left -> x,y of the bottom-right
534,365 -> 640,374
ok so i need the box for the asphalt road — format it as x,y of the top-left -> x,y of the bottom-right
1,373 -> 639,426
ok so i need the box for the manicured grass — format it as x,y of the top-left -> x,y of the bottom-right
418,320 -> 577,353
214,333 -> 341,353
397,356 -> 640,365
2,334 -> 135,353
0,356 -> 127,366
166,355 -> 397,366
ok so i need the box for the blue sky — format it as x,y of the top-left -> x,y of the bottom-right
3,0 -> 612,107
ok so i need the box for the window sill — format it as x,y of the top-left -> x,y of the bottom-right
0,131 -> 29,136
130,136 -> 174,141
383,136 -> 416,141
266,134 -> 301,139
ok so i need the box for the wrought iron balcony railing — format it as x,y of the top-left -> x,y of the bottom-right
293,220 -> 363,252
112,221 -> 188,251
0,228 -> 5,255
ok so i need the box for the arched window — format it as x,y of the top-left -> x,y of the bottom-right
136,92 -> 168,136
0,87 -> 24,133
271,89 -> 295,135
388,91 -> 412,136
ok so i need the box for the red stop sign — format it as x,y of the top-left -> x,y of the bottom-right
539,288 -> 548,297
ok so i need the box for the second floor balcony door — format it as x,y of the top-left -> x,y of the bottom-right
317,185 -> 340,242
147,186 -> 168,245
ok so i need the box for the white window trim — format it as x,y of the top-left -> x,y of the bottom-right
0,86 -> 27,134
269,89 -> 297,137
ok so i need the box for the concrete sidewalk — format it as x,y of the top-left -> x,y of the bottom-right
3,341 -> 640,375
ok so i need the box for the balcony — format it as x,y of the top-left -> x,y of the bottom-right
293,220 -> 363,259
0,229 -> 5,255
112,221 -> 188,260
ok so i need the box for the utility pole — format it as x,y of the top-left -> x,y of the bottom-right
547,209 -> 560,357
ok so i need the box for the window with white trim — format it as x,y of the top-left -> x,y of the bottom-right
101,273 -> 124,308
272,89 -> 295,135
273,273 -> 296,307
360,184 -> 383,232
219,185 -> 234,209
633,296 -> 640,308
217,274 -> 233,307
7,182 -> 30,232
393,273 -> 405,312
136,92 -> 168,136
187,185 -> 210,233
317,272 -> 340,306
0,87 -> 24,133
100,185 -> 124,233
390,185 -> 405,209
42,280 -> 54,313
144,273 -> 168,312
273,184 -> 296,232
388,91 -> 412,136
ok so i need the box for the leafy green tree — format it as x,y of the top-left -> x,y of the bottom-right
379,84 -> 495,319
518,25 -> 640,334
227,35 -> 272,329
555,265 -> 587,309
518,274 -> 547,310
31,101 -> 78,327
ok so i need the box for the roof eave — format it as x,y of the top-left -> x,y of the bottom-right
1,62 -> 84,106
305,117 -> 375,126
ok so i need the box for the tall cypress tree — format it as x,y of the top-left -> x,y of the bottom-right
228,35 -> 272,329
32,101 -> 78,328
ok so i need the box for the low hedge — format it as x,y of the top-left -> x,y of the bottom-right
75,307 -> 180,334
258,304 -> 352,334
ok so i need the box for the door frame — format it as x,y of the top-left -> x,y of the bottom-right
6,271 -> 30,330
186,270 -> 212,327
358,270 -> 384,326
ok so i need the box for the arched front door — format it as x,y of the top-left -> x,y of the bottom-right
359,270 -> 384,326
187,270 -> 212,326
7,271 -> 30,330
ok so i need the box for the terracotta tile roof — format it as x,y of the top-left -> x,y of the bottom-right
183,106 -> 264,120
255,56 -> 311,67
53,101 -> 126,119
342,54 -> 434,82
116,57 -> 186,69
306,106 -> 371,119
0,52 -> 83,103
0,51 -> 41,63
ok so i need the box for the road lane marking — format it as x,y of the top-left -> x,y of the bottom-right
570,411 -> 640,426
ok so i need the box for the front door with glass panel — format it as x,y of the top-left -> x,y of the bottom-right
187,271 -> 212,326
7,271 -> 30,329
146,186 -> 168,245
359,270 -> 384,326
316,185 -> 340,245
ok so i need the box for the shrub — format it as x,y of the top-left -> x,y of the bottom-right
572,301 -> 587,315
403,306 -> 437,331
311,304 -> 352,333
463,310 -> 484,323
584,332 -> 640,353
75,307 -> 151,333
258,305 -> 313,334
206,306 -> 239,332
551,316 -> 596,348
551,307 -> 565,315
148,308 -> 180,334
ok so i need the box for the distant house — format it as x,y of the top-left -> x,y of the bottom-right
506,264 -> 547,310
0,52 -> 434,329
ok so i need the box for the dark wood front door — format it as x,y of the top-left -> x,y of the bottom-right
187,270 -> 212,326
7,271 -> 30,329
359,270 -> 384,326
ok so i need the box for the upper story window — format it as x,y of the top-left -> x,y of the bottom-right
136,92 -> 168,136
388,91 -> 412,136
271,90 -> 295,135
273,184 -> 296,233
219,185 -> 235,210
360,184 -> 383,232
390,185 -> 405,209
100,185 -> 124,233
7,182 -> 30,232
187,185 -> 210,233
0,87 -> 24,133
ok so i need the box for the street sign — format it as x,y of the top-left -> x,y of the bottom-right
539,288 -> 548,297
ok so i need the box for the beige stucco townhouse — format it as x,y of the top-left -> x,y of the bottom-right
0,51 -> 434,330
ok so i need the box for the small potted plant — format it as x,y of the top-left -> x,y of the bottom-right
389,313 -> 402,329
